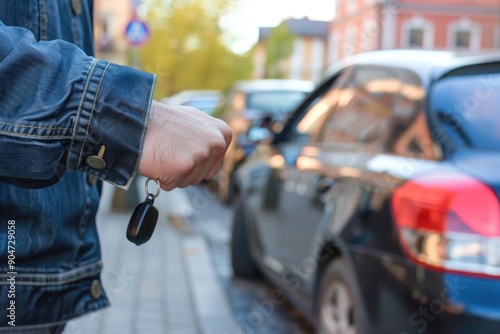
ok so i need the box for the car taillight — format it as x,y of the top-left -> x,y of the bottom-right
392,172 -> 500,277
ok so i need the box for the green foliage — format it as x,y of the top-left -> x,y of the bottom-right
139,0 -> 252,99
264,22 -> 295,79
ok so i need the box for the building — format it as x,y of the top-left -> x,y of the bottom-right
329,0 -> 500,64
253,18 -> 329,83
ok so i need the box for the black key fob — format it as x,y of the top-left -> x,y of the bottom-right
126,197 -> 158,246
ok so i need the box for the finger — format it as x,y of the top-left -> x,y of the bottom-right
204,115 -> 232,147
189,131 -> 228,184
206,153 -> 224,180
182,155 -> 214,187
159,172 -> 185,191
159,181 -> 176,192
218,122 -> 233,147
195,154 -> 219,184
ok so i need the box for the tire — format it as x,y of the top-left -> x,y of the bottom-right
316,259 -> 368,334
230,198 -> 260,279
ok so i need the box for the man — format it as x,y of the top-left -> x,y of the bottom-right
0,0 -> 231,332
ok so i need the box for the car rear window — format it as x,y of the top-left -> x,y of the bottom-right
430,71 -> 500,149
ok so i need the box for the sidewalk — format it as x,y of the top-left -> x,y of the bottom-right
64,184 -> 236,334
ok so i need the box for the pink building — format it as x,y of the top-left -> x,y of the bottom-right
329,0 -> 500,63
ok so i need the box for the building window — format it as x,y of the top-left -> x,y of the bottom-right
455,30 -> 471,49
402,17 -> 434,49
409,28 -> 424,48
448,19 -> 480,51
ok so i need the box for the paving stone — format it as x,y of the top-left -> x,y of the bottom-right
65,209 -> 201,334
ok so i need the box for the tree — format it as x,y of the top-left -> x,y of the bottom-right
139,0 -> 253,99
264,22 -> 295,79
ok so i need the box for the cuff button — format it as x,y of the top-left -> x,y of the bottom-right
90,279 -> 102,300
87,145 -> 107,170
86,156 -> 106,170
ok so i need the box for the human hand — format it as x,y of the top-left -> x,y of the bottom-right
138,101 -> 232,190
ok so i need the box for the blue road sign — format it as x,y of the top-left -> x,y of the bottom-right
125,19 -> 150,46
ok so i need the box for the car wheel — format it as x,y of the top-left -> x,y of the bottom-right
231,198 -> 260,278
317,259 -> 367,334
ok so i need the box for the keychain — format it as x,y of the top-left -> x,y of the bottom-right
126,178 -> 161,246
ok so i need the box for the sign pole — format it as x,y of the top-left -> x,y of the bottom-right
125,0 -> 150,69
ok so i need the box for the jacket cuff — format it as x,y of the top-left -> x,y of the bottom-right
66,59 -> 156,189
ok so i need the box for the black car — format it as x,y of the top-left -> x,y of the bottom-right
231,50 -> 500,334
213,79 -> 314,204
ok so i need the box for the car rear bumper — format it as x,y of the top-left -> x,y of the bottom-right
348,248 -> 500,333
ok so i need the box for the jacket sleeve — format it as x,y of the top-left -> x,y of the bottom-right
0,21 -> 156,189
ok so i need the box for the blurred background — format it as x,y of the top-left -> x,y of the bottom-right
94,0 -> 500,96
94,0 -> 334,95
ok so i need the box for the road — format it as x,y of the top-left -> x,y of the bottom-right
185,184 -> 315,334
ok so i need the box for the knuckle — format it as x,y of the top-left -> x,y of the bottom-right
177,157 -> 195,174
213,140 -> 227,155
194,148 -> 210,162
222,123 -> 232,135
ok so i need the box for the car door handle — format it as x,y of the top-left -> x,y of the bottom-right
317,178 -> 335,193
312,178 -> 335,205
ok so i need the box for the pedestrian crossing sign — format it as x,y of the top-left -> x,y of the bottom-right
125,19 -> 150,46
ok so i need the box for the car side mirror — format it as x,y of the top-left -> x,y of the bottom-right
247,126 -> 274,143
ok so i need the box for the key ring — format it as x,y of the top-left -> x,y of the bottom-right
145,178 -> 161,199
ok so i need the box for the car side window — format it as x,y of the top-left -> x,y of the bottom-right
318,66 -> 399,146
386,70 -> 437,160
286,68 -> 354,144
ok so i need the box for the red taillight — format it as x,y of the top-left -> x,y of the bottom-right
392,172 -> 500,277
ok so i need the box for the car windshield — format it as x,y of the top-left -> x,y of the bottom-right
430,72 -> 500,150
246,91 -> 308,116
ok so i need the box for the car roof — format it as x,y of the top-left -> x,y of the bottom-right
325,49 -> 500,86
161,90 -> 221,105
168,89 -> 221,99
231,79 -> 315,92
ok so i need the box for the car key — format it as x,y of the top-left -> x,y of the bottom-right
126,178 -> 161,246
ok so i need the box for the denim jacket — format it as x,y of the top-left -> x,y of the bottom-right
0,0 -> 156,329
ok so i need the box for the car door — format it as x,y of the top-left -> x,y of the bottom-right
272,66 -> 404,291
250,69 -> 355,278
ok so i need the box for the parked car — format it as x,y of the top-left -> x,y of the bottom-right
161,90 -> 221,115
213,79 -> 315,203
231,50 -> 500,334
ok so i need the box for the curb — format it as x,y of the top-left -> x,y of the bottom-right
183,235 -> 238,334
